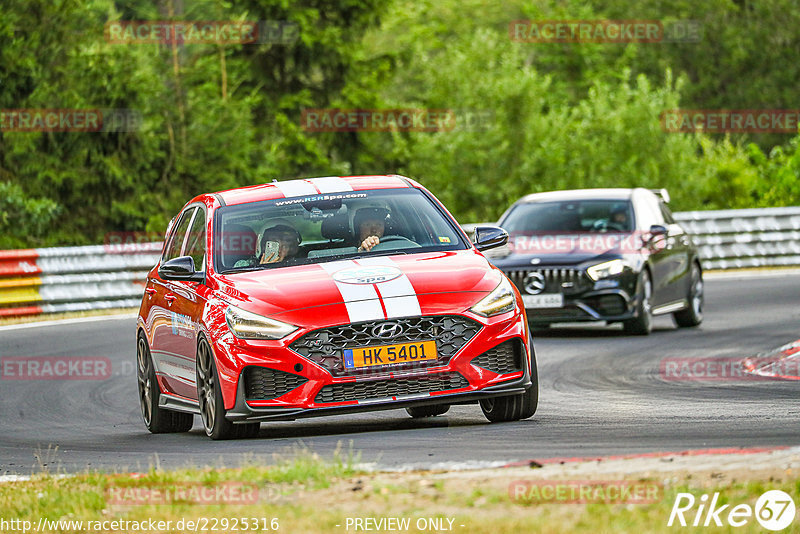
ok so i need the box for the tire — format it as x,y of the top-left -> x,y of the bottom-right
674,262 -> 704,327
406,404 -> 450,418
137,334 -> 193,433
196,337 -> 260,440
622,269 -> 653,335
480,337 -> 538,423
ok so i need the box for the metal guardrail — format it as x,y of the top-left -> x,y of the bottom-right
673,207 -> 800,270
0,207 -> 798,318
0,243 -> 161,318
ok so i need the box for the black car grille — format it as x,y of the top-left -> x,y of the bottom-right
314,372 -> 468,403
504,268 -> 592,296
290,316 -> 482,377
471,340 -> 523,374
244,367 -> 308,401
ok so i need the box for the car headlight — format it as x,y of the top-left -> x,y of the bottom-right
225,304 -> 298,340
470,276 -> 517,317
586,259 -> 628,281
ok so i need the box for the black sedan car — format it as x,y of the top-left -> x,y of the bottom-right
486,188 -> 703,334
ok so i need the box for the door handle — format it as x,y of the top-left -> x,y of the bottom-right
165,294 -> 177,305
145,287 -> 157,297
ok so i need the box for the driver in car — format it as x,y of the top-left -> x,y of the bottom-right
355,207 -> 390,252
609,207 -> 629,230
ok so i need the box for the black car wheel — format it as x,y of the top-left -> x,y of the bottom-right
623,269 -> 653,335
480,337 -> 538,422
137,333 -> 193,433
406,404 -> 450,418
674,262 -> 704,327
197,337 -> 259,440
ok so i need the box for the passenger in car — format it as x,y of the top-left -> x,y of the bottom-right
232,224 -> 301,267
259,224 -> 302,263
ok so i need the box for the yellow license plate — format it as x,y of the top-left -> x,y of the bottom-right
343,340 -> 438,369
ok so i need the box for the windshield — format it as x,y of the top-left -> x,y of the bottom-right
214,188 -> 466,272
501,199 -> 635,234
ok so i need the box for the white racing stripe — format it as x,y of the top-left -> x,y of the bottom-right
320,261 -> 384,322
309,176 -> 352,193
321,257 -> 423,322
356,257 -> 422,318
272,179 -> 318,198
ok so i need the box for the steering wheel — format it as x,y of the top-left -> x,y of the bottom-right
606,222 -> 627,232
370,235 -> 421,251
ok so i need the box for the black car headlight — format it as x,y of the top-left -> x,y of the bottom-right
225,304 -> 298,340
586,259 -> 629,281
470,277 -> 517,317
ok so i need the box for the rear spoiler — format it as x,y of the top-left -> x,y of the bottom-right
649,188 -> 671,203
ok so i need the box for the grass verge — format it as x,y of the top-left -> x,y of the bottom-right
2,447 -> 799,533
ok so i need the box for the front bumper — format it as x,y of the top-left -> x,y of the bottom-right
211,308 -> 532,422
501,266 -> 640,324
525,288 -> 637,324
227,373 -> 532,422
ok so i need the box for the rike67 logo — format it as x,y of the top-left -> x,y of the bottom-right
668,490 -> 796,531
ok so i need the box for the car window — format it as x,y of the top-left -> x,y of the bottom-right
184,208 -> 207,270
501,200 -> 634,233
214,188 -> 466,272
163,207 -> 196,262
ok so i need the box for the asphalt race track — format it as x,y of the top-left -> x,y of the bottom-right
1,271 -> 798,475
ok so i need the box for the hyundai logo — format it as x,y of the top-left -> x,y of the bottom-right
523,272 -> 546,295
372,322 -> 404,339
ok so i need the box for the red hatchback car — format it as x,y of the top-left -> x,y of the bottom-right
136,175 -> 537,439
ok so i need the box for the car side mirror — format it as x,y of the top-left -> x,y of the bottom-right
649,224 -> 668,238
473,226 -> 509,251
158,256 -> 205,283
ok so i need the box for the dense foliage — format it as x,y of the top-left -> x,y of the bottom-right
0,0 -> 798,247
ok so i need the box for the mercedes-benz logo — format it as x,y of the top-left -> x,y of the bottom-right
372,322 -> 404,339
523,272 -> 546,295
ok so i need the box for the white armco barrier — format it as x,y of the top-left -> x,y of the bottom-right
672,207 -> 800,270
0,243 -> 161,318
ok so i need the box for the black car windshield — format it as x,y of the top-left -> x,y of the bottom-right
214,188 -> 466,272
501,199 -> 635,233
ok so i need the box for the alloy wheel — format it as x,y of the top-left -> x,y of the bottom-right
197,341 -> 216,435
137,337 -> 152,426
